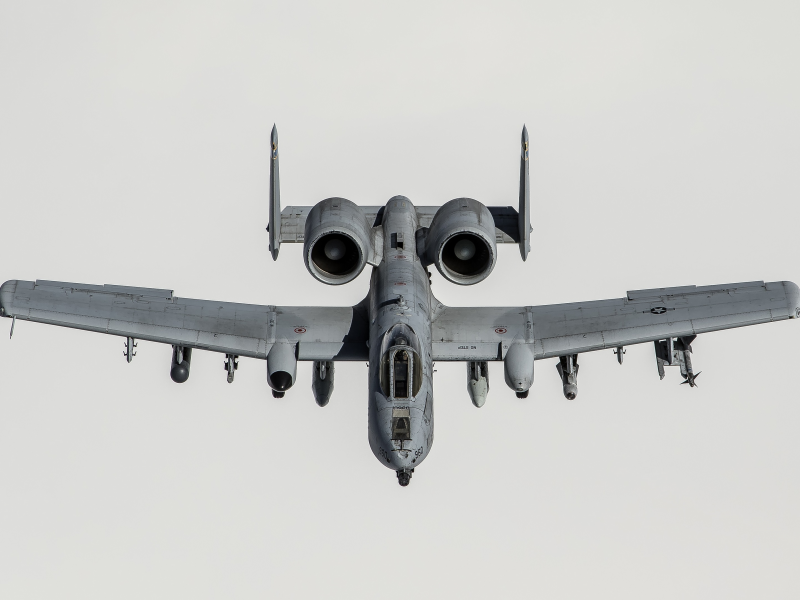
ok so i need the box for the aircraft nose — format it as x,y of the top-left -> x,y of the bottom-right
389,452 -> 417,471
0,280 -> 16,317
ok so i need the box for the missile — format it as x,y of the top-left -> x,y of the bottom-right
614,346 -> 625,364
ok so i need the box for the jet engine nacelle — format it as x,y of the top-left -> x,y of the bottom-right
267,342 -> 297,398
421,198 -> 497,285
304,197 -> 375,285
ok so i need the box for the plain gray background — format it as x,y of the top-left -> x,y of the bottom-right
1,1 -> 799,598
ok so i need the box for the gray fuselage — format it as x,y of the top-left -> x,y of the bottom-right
367,196 -> 435,472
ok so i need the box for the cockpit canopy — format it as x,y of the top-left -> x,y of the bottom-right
379,324 -> 423,399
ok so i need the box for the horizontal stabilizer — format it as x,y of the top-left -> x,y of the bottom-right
278,205 -> 523,245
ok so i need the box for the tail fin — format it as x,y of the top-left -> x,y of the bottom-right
269,124 -> 281,260
518,125 -> 531,261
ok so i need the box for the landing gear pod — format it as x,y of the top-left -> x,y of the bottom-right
170,346 -> 192,383
504,343 -> 534,398
312,360 -> 334,406
556,354 -> 579,399
267,343 -> 297,398
467,361 -> 489,407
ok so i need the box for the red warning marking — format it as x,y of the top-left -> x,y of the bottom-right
294,327 -> 307,334
494,327 -> 508,334
394,282 -> 406,286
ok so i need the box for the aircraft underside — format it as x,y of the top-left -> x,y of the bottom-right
1,126 -> 798,486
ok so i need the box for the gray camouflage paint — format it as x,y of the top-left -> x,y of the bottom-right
367,197 -> 435,472
1,126 -> 799,481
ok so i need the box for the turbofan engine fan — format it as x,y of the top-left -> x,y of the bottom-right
421,198 -> 497,285
304,197 -> 374,285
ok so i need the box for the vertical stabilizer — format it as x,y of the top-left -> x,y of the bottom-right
518,125 -> 531,261
269,125 -> 281,260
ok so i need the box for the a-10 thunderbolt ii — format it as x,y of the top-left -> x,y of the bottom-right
1,126 -> 798,486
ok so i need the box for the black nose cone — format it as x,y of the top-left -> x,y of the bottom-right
270,371 -> 293,391
170,363 -> 190,383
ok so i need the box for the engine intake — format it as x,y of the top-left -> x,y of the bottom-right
304,198 -> 375,285
422,198 -> 497,285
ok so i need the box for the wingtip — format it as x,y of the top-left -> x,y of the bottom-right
784,281 -> 800,318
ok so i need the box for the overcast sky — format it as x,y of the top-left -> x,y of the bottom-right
1,1 -> 799,598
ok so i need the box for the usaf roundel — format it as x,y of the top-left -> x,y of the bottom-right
650,306 -> 668,315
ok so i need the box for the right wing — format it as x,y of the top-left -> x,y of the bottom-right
431,280 -> 800,361
0,280 -> 369,361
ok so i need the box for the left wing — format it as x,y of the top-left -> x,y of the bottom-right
0,280 -> 368,361
431,280 -> 800,361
